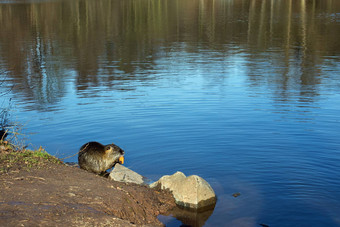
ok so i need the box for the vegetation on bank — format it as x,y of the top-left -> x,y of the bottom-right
0,142 -> 62,173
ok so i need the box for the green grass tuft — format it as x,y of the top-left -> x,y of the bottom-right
0,143 -> 62,173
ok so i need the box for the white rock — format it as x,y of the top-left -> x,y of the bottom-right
109,164 -> 147,185
150,171 -> 216,209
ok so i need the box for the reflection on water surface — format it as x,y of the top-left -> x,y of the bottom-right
1,0 -> 340,226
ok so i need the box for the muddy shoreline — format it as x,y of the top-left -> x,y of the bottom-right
0,148 -> 176,226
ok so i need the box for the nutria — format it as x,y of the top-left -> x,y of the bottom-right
78,141 -> 124,174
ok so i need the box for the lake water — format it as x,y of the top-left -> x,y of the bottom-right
1,0 -> 340,226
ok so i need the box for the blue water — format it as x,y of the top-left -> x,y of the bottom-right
1,0 -> 340,226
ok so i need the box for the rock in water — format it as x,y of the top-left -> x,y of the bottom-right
109,164 -> 148,185
150,171 -> 216,209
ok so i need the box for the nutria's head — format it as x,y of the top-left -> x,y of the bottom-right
104,143 -> 125,164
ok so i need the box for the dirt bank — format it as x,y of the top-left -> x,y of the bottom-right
0,147 -> 176,226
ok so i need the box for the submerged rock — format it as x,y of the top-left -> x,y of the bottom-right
232,192 -> 241,198
167,203 -> 215,227
109,164 -> 149,185
150,171 -> 216,209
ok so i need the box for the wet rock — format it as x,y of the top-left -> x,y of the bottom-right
161,202 -> 216,227
232,192 -> 241,197
150,171 -> 216,209
109,164 -> 149,185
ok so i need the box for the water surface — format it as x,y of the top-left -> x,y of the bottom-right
1,0 -> 340,226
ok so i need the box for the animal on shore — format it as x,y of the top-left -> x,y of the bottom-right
78,141 -> 124,174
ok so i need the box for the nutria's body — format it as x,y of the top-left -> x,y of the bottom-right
78,141 -> 124,174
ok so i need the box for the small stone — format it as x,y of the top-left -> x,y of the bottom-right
232,192 -> 241,197
109,164 -> 148,185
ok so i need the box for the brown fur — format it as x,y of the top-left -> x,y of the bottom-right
78,141 -> 124,174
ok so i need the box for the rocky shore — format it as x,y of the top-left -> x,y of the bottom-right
0,144 -> 217,226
